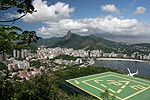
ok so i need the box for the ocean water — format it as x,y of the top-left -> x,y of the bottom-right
94,60 -> 150,77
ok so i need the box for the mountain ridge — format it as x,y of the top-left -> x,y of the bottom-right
31,31 -> 125,51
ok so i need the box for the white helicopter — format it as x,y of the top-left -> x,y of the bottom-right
127,68 -> 138,77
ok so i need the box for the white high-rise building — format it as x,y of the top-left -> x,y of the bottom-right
24,49 -> 28,57
21,49 -> 25,58
13,49 -> 16,58
17,50 -> 20,58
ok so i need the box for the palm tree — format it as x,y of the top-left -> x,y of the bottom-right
100,90 -> 116,100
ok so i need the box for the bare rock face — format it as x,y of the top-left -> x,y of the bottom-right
65,31 -> 72,40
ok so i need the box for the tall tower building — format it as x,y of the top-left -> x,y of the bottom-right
17,50 -> 20,58
21,49 -> 25,58
13,49 -> 16,58
24,49 -> 28,57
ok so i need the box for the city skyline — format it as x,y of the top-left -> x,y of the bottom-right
1,0 -> 150,43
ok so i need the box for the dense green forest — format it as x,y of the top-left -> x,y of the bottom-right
0,66 -> 120,100
1,66 -> 149,100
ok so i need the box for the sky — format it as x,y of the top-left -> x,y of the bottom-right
1,0 -> 150,43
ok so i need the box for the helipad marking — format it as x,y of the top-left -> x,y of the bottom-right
83,74 -> 113,82
108,88 -> 116,93
82,74 -> 150,100
82,81 -> 105,92
66,72 -> 150,100
83,80 -> 123,100
66,80 -> 103,100
107,80 -> 123,86
74,80 -> 80,84
123,87 -> 150,100
94,80 -> 103,83
100,84 -> 107,88
130,84 -> 146,90
116,89 -> 122,93
110,72 -> 150,85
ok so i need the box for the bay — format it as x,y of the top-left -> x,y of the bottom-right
94,60 -> 150,77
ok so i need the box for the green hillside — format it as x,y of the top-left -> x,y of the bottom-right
32,31 -> 124,51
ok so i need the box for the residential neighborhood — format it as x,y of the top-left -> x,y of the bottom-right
0,46 -> 150,82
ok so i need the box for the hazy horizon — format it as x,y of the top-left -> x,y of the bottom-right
39,31 -> 150,44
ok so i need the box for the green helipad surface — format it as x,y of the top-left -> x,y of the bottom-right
66,72 -> 150,100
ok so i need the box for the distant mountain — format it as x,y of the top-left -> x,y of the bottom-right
31,31 -> 125,51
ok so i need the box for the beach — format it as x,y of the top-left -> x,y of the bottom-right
96,58 -> 147,62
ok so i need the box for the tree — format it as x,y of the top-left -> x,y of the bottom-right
0,26 -> 22,53
68,94 -> 96,100
0,0 -> 41,55
0,61 -> 7,70
20,30 -> 41,45
0,71 -> 15,100
0,0 -> 36,23
13,73 -> 62,100
100,90 -> 116,100
0,26 -> 40,55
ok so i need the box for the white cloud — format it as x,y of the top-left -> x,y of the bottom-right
8,0 -> 75,23
101,4 -> 120,14
134,7 -> 146,14
37,15 -> 150,38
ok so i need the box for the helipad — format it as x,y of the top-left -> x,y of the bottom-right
66,72 -> 150,100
